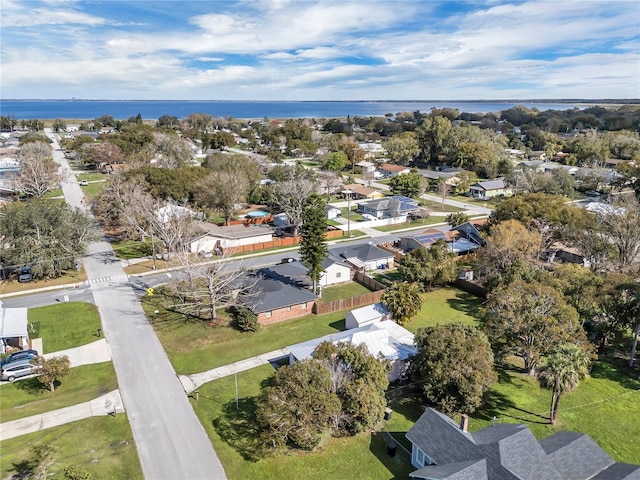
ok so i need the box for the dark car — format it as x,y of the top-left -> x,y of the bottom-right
1,349 -> 39,366
18,266 -> 33,283
0,361 -> 40,382
279,257 -> 296,264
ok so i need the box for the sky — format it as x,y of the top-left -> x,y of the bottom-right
1,0 -> 639,101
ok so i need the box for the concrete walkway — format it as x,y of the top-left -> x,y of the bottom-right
43,338 -> 112,367
179,348 -> 290,393
0,390 -> 124,441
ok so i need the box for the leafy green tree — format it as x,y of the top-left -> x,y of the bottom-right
0,199 -> 96,279
323,151 -> 348,172
446,212 -> 469,227
196,170 -> 249,225
411,324 -> 497,415
397,240 -> 459,289
299,195 -> 329,294
231,307 -> 259,332
389,171 -> 422,197
385,132 -> 419,166
313,342 -> 390,434
52,118 -> 67,132
381,281 -> 423,325
538,344 -> 590,424
601,279 -> 640,367
33,355 -> 71,392
256,360 -> 341,451
156,114 -> 179,128
482,280 -> 590,376
416,115 -> 452,164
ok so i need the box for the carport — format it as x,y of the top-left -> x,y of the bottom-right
0,305 -> 29,352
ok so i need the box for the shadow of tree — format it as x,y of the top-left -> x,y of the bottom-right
368,431 -> 414,480
475,389 -> 549,425
446,290 -> 483,318
590,357 -> 640,390
385,388 -> 424,423
9,459 -> 31,479
13,377 -> 48,396
212,397 -> 263,462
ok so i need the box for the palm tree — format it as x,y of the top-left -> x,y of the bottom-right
538,344 -> 590,425
381,281 -> 423,325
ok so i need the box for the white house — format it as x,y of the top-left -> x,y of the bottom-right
325,205 -> 341,220
340,243 -> 395,271
287,320 -> 416,381
319,255 -> 352,287
345,302 -> 390,329
189,223 -> 274,253
0,306 -> 29,352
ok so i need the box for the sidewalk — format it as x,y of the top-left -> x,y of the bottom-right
0,390 -> 124,441
179,348 -> 290,393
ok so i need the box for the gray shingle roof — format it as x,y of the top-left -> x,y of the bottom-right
241,272 -> 317,314
410,459 -> 488,480
406,408 -> 638,480
540,432 -> 614,480
340,243 -> 393,262
471,179 -> 508,191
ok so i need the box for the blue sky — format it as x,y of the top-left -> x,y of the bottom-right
1,0 -> 639,100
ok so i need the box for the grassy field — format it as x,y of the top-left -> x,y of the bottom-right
419,199 -> 465,212
0,416 -> 142,479
145,300 -> 349,375
190,364 -> 414,480
405,286 -> 483,332
0,362 -> 119,422
320,281 -> 372,302
29,302 -> 103,353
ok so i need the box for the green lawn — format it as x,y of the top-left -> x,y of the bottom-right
320,282 -> 372,302
419,199 -> 465,212
76,172 -> 108,182
404,287 -> 482,332
190,364 -> 414,480
29,302 -> 102,353
79,181 -> 105,199
0,362 -> 119,422
341,207 -> 363,221
0,416 -> 142,479
373,217 -> 446,232
111,239 -> 153,259
145,301 -> 349,375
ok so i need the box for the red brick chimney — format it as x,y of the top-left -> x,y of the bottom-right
460,414 -> 469,432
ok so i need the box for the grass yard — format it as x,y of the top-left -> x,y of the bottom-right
373,217 -> 446,232
320,282 -> 372,302
190,364 -> 414,480
145,300 -> 348,375
29,302 -> 102,353
419,199 -> 465,212
0,415 -> 142,479
0,362 -> 119,422
111,239 -> 153,259
76,172 -> 108,182
79,180 -> 106,199
404,287 -> 483,332
341,207 -> 363,221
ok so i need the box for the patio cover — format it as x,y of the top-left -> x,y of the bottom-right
0,307 -> 28,339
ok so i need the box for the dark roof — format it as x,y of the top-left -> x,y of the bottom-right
241,272 -> 317,314
406,408 -> 638,480
357,197 -> 401,212
470,179 -> 508,191
540,432 -> 614,480
340,243 -> 394,262
321,254 -> 351,270
410,459 -> 487,480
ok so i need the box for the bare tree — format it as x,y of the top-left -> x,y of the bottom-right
195,170 -> 249,225
166,248 -> 258,323
13,141 -> 63,197
270,172 -> 318,236
152,132 -> 192,168
317,170 -> 342,199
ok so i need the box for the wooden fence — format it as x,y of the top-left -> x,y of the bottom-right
220,227 -> 343,255
353,270 -> 387,291
313,290 -> 385,315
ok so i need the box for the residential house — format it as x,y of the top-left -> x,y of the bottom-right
240,267 -> 318,325
406,408 -> 639,480
345,302 -> 390,329
189,223 -> 274,254
603,158 -> 629,169
357,197 -> 402,219
358,142 -> 386,159
546,242 -> 591,268
399,225 -> 483,255
355,160 -> 377,173
320,255 -> 352,287
0,306 -> 29,352
529,150 -> 547,161
287,319 -> 416,381
418,169 -> 461,186
339,243 -> 395,271
469,179 -> 512,199
341,184 -> 384,200
379,163 -> 411,178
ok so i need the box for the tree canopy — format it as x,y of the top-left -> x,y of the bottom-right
397,240 -> 459,290
381,281 -> 423,325
411,324 -> 497,415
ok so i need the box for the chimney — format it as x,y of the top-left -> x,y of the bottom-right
460,414 -> 469,433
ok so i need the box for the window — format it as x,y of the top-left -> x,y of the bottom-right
265,311 -> 272,318
336,272 -> 342,278
301,302 -> 307,309
412,447 -> 433,468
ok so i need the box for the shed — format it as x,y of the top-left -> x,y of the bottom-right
345,302 -> 390,329
325,205 -> 341,220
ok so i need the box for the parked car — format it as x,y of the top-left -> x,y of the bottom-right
1,349 -> 38,366
279,257 -> 296,264
79,179 -> 88,186
361,213 -> 377,221
0,360 -> 40,382
18,266 -> 33,283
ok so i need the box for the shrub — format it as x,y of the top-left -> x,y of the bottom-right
232,307 -> 259,332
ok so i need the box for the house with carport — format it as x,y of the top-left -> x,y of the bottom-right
189,223 -> 274,254
469,179 -> 512,199
379,163 -> 411,178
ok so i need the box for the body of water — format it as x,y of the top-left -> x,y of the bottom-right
0,99 -> 591,120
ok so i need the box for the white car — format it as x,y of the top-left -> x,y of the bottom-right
79,180 -> 88,186
361,213 -> 377,221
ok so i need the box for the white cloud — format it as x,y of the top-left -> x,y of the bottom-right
1,0 -> 107,27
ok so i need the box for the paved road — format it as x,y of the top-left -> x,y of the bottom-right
47,131 -> 228,480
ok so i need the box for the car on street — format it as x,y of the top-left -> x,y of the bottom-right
279,257 -> 296,264
79,180 -> 88,186
0,360 -> 40,382
1,349 -> 39,366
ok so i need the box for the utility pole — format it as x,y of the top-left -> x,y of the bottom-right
345,190 -> 352,238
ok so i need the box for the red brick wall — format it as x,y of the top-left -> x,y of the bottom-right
257,302 -> 315,325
